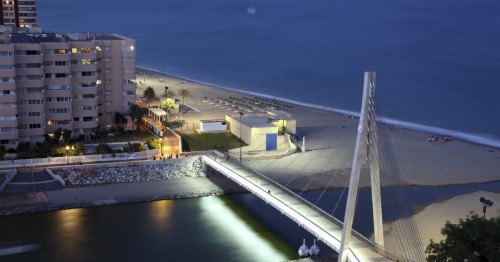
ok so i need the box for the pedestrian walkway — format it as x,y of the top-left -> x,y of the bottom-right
201,154 -> 403,262
3,169 -> 64,193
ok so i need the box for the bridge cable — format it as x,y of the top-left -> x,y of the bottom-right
373,123 -> 416,260
293,128 -> 357,218
282,126 -> 348,188
368,91 -> 421,261
377,123 -> 419,260
300,128 -> 358,198
376,118 -> 426,262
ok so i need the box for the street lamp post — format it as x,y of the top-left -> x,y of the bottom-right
65,146 -> 69,164
479,197 -> 494,219
159,137 -> 163,158
239,112 -> 244,161
65,145 -> 74,164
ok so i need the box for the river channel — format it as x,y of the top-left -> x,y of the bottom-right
1,181 -> 498,261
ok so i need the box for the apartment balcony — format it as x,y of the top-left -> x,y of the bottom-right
0,69 -> 15,78
71,64 -> 97,72
18,128 -> 47,137
43,53 -> 71,62
71,76 -> 97,84
0,56 -> 14,64
44,89 -> 72,97
72,98 -> 98,106
16,78 -> 44,88
70,52 -> 97,61
17,103 -> 44,112
44,66 -> 71,74
44,113 -> 72,122
0,107 -> 16,116
14,55 -> 43,64
0,94 -> 16,103
45,101 -> 72,109
44,77 -> 71,86
0,119 -> 17,128
46,124 -> 73,134
0,81 -> 15,89
15,67 -> 43,76
73,120 -> 98,129
73,110 -> 98,118
0,130 -> 18,140
17,116 -> 44,125
15,92 -> 44,100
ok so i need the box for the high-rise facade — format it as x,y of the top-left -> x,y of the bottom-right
0,28 -> 136,149
1,0 -> 38,28
94,35 -> 136,130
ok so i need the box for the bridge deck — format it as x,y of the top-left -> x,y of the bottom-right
202,154 -> 401,262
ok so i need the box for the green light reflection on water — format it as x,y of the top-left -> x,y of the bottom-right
199,195 -> 297,261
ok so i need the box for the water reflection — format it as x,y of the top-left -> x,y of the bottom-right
149,200 -> 173,232
53,208 -> 87,258
199,196 -> 292,262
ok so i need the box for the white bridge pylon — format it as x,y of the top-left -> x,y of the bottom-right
338,71 -> 384,262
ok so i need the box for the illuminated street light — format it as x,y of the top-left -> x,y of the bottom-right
159,137 -> 163,157
65,145 -> 74,164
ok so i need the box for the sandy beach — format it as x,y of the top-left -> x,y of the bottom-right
383,191 -> 500,256
137,67 -> 500,188
137,67 -> 500,255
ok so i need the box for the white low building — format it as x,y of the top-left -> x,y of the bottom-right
225,110 -> 296,152
199,120 -> 228,133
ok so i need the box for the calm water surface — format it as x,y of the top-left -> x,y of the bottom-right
38,0 -> 500,145
1,181 -> 498,261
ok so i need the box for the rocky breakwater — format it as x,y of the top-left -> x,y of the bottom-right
52,157 -> 206,187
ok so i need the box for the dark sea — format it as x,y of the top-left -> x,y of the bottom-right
39,0 -> 500,147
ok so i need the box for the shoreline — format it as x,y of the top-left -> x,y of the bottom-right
382,190 -> 500,256
137,66 -> 500,188
2,178 -> 499,217
137,66 -> 500,149
0,187 -> 227,216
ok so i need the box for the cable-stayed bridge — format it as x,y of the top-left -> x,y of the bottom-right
201,72 -> 425,262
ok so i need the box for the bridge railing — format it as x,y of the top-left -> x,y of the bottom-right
237,160 -> 410,262
203,152 -> 410,262
202,154 -> 354,257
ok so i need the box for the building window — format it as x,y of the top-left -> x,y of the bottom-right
122,46 -> 135,52
48,108 -> 70,114
123,68 -> 135,74
55,61 -> 68,66
123,57 -> 135,63
55,73 -> 68,78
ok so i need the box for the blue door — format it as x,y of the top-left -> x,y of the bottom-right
266,133 -> 277,151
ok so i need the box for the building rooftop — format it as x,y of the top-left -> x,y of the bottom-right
94,34 -> 123,41
200,120 -> 226,123
9,33 -> 60,43
149,108 -> 167,116
240,116 -> 275,128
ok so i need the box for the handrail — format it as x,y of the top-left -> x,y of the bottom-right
203,152 -> 410,262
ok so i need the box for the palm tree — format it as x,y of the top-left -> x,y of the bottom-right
143,86 -> 156,107
128,104 -> 148,131
164,89 -> 176,98
177,88 -> 190,104
114,112 -> 127,132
